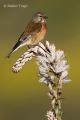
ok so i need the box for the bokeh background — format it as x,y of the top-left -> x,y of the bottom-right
0,0 -> 80,120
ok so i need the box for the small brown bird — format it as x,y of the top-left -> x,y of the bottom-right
7,12 -> 48,58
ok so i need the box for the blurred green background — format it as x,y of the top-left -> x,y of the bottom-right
0,0 -> 80,120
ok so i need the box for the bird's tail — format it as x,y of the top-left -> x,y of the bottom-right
6,51 -> 13,58
7,40 -> 22,58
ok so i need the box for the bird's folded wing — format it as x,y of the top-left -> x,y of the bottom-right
18,22 -> 42,42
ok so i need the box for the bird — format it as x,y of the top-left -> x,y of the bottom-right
7,12 -> 48,58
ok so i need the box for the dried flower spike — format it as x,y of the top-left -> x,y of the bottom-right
12,41 -> 71,120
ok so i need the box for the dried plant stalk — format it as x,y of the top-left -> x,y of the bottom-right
12,41 -> 71,120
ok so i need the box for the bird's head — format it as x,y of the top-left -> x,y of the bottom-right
33,12 -> 48,23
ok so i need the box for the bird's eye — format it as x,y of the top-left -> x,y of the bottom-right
39,16 -> 42,17
38,14 -> 42,17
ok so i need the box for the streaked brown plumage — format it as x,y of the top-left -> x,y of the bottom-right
7,12 -> 48,58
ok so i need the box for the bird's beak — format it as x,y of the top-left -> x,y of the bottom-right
44,16 -> 48,19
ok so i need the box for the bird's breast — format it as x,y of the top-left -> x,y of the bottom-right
30,24 -> 47,45
38,26 -> 46,40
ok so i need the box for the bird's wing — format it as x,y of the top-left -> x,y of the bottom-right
26,21 -> 42,33
7,22 -> 42,58
18,22 -> 42,42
